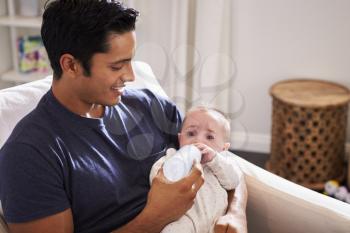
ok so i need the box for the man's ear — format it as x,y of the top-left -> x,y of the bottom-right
59,53 -> 81,78
178,133 -> 181,142
223,142 -> 230,151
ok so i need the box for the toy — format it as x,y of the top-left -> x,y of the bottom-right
18,36 -> 50,74
324,180 -> 339,196
346,193 -> 350,204
334,186 -> 348,201
324,180 -> 350,204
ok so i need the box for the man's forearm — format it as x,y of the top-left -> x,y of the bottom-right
224,179 -> 248,233
226,189 -> 246,217
227,179 -> 248,214
112,163 -> 204,233
111,208 -> 166,233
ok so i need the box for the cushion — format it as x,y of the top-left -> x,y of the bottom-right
233,154 -> 350,233
0,61 -> 167,148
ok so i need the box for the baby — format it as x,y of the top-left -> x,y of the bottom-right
150,106 -> 241,233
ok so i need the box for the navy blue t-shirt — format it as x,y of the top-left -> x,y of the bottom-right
0,88 -> 182,233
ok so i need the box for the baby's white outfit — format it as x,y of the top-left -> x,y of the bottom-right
150,150 -> 240,233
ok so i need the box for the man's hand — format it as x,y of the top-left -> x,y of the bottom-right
113,162 -> 204,233
137,162 -> 204,232
146,163 -> 204,222
214,177 -> 248,233
194,143 -> 217,164
214,214 -> 243,233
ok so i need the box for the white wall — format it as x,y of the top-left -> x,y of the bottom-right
134,0 -> 350,153
1,0 -> 349,153
231,0 -> 350,152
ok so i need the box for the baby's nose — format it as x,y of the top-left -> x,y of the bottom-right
190,136 -> 201,144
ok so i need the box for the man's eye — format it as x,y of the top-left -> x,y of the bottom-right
111,66 -> 122,71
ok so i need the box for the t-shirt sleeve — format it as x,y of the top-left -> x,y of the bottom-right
0,142 -> 70,223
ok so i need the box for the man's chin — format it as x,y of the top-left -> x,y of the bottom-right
105,97 -> 122,106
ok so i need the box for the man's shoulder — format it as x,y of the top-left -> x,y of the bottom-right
122,88 -> 166,100
121,88 -> 173,108
3,98 -> 56,148
0,109 -> 52,167
5,112 -> 47,144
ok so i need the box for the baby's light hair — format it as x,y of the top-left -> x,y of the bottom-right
182,106 -> 231,141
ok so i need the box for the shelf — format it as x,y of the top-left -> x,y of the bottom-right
1,70 -> 50,83
0,16 -> 42,28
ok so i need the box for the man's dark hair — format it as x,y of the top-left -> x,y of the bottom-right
41,0 -> 139,79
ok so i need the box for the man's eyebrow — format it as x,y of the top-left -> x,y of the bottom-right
108,58 -> 132,65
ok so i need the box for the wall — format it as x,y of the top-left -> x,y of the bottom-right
231,0 -> 350,152
0,27 -> 12,89
133,0 -> 350,153
1,0 -> 350,153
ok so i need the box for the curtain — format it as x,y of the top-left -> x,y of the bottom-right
126,0 -> 246,148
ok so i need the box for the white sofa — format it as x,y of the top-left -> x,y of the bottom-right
0,61 -> 349,233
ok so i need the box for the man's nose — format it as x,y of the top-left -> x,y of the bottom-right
122,62 -> 135,82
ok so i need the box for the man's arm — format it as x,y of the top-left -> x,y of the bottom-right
214,177 -> 248,233
8,209 -> 74,233
112,164 -> 204,233
7,164 -> 204,233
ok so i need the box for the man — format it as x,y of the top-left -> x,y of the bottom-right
0,0 -> 247,232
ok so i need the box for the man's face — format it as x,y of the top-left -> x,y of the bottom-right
76,31 -> 136,106
178,110 -> 228,152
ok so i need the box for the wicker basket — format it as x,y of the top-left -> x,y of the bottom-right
266,79 -> 350,190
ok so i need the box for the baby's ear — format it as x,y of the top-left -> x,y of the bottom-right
178,133 -> 181,141
223,142 -> 230,151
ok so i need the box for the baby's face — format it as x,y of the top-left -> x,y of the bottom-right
179,110 -> 229,152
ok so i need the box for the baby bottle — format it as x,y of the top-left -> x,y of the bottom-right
163,145 -> 201,182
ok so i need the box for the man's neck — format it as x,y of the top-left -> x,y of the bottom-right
84,104 -> 105,119
51,79 -> 104,118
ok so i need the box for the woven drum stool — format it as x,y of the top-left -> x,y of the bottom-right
266,79 -> 350,190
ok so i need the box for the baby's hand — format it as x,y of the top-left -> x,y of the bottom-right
193,143 -> 217,164
165,148 -> 177,157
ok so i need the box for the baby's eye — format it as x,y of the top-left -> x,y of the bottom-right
186,131 -> 195,137
206,135 -> 215,140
